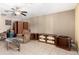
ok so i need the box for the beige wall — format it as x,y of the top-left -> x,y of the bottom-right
0,15 -> 11,33
29,16 -> 53,33
75,4 -> 79,49
53,10 -> 75,40
29,10 -> 75,40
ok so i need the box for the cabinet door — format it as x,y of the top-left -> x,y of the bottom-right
23,22 -> 28,30
18,22 -> 23,34
56,38 -> 70,50
13,22 -> 18,34
58,38 -> 67,47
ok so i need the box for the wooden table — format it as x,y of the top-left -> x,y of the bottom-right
5,38 -> 20,51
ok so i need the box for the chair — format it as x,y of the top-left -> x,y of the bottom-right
0,32 -> 7,41
5,29 -> 20,51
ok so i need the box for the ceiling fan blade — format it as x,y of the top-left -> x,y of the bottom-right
11,8 -> 15,10
1,13 -> 7,16
4,10 -> 13,12
21,11 -> 27,13
12,12 -> 16,16
21,13 -> 26,16
16,7 -> 19,9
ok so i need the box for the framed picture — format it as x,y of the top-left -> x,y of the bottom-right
5,20 -> 11,25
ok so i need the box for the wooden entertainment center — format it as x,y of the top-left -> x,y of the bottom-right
30,33 -> 72,51
13,21 -> 29,34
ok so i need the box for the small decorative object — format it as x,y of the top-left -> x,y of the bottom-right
5,20 -> 11,25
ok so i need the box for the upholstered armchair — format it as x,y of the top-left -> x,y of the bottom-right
22,29 -> 30,43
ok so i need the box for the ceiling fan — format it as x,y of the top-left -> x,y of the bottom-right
4,7 -> 27,16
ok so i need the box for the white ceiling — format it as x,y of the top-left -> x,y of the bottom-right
0,3 -> 77,19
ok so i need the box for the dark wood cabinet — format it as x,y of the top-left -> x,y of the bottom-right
13,21 -> 29,34
13,22 -> 18,34
23,22 -> 28,30
30,33 -> 39,40
18,21 -> 24,34
55,36 -> 71,50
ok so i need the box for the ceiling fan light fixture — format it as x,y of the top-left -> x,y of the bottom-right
15,11 -> 20,15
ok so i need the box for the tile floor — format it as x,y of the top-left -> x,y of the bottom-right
0,40 -> 78,55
